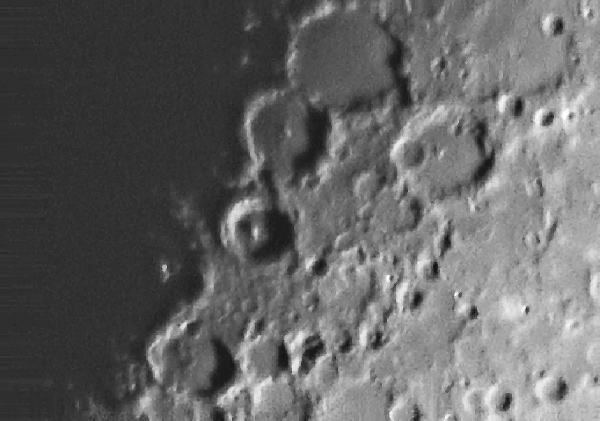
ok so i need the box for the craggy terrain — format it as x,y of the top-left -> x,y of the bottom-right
81,0 -> 600,419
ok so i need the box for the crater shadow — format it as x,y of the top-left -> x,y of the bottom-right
198,338 -> 237,397
250,208 -> 296,262
291,107 -> 330,182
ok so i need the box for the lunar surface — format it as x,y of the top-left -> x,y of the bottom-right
80,0 -> 600,419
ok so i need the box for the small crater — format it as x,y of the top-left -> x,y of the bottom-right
245,316 -> 266,339
353,170 -> 379,202
562,108 -> 577,125
582,4 -> 596,21
311,256 -> 329,277
300,334 -> 327,374
431,55 -> 448,78
484,383 -> 515,414
499,392 -> 513,411
468,305 -> 479,320
277,342 -> 291,371
498,94 -> 525,118
524,177 -> 544,197
471,149 -> 496,186
542,14 -> 565,37
524,231 -> 542,251
400,196 -> 424,232
513,97 -> 525,117
555,378 -> 568,400
415,253 -> 440,281
360,322 -> 387,351
534,373 -> 569,403
409,289 -> 425,311
434,223 -> 453,257
367,329 -> 385,350
221,198 -> 267,257
534,108 -> 556,127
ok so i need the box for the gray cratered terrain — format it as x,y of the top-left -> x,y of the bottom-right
84,0 -> 600,419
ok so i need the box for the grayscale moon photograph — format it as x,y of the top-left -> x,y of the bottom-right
42,0 -> 600,419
